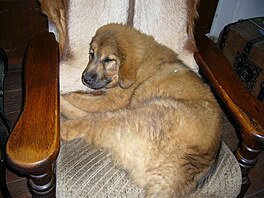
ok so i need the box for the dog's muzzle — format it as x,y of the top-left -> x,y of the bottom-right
82,72 -> 96,85
82,72 -> 111,90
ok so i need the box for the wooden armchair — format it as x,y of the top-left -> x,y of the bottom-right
194,32 -> 264,197
6,0 -> 263,197
7,30 -> 260,198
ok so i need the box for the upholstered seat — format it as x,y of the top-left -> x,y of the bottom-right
57,139 -> 241,197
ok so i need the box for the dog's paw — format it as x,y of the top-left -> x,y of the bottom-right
61,120 -> 85,141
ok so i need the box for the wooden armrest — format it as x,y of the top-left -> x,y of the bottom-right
194,33 -> 264,144
6,32 -> 60,174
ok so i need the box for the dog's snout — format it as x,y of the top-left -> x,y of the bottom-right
82,73 -> 97,86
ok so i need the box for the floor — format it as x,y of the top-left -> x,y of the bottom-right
1,63 -> 264,197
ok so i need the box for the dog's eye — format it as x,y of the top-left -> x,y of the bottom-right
103,58 -> 114,64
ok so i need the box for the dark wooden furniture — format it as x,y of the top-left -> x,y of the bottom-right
6,32 -> 60,197
194,0 -> 219,34
0,0 -> 48,64
194,33 -> 264,198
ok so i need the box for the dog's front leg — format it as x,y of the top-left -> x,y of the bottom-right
60,95 -> 88,119
60,115 -> 92,141
63,86 -> 132,113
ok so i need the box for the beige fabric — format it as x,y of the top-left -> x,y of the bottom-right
133,0 -> 198,73
56,139 -> 241,198
59,0 -> 129,94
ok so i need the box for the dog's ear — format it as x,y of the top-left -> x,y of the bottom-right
118,55 -> 138,89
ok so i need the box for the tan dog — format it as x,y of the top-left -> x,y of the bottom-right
61,23 -> 222,197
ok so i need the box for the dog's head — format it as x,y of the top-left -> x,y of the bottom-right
82,24 -> 143,90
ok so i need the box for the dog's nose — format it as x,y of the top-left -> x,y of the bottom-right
82,73 -> 97,86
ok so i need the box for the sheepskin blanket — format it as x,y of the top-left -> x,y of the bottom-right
40,0 -> 199,94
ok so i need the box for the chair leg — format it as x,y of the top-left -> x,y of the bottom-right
28,165 -> 56,198
235,140 -> 262,198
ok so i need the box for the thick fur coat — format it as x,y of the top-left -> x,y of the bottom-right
61,24 -> 222,197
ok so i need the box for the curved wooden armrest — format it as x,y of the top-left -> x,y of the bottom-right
194,33 -> 264,145
6,32 -> 60,174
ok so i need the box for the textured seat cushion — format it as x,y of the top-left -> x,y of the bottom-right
56,139 -> 241,198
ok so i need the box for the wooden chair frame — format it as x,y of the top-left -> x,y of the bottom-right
4,31 -> 264,197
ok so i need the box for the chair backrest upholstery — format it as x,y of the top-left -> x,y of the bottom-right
40,0 -> 199,93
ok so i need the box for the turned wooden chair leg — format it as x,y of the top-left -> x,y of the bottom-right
28,165 -> 56,198
235,139 -> 263,198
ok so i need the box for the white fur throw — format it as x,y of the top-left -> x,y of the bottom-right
47,0 -> 199,94
134,0 -> 198,73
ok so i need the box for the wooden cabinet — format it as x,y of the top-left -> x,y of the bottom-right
0,0 -> 48,64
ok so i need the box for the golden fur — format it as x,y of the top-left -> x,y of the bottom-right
61,23 -> 222,197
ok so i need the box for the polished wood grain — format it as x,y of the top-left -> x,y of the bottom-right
5,32 -> 59,197
194,32 -> 264,197
6,32 -> 60,173
194,33 -> 264,133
